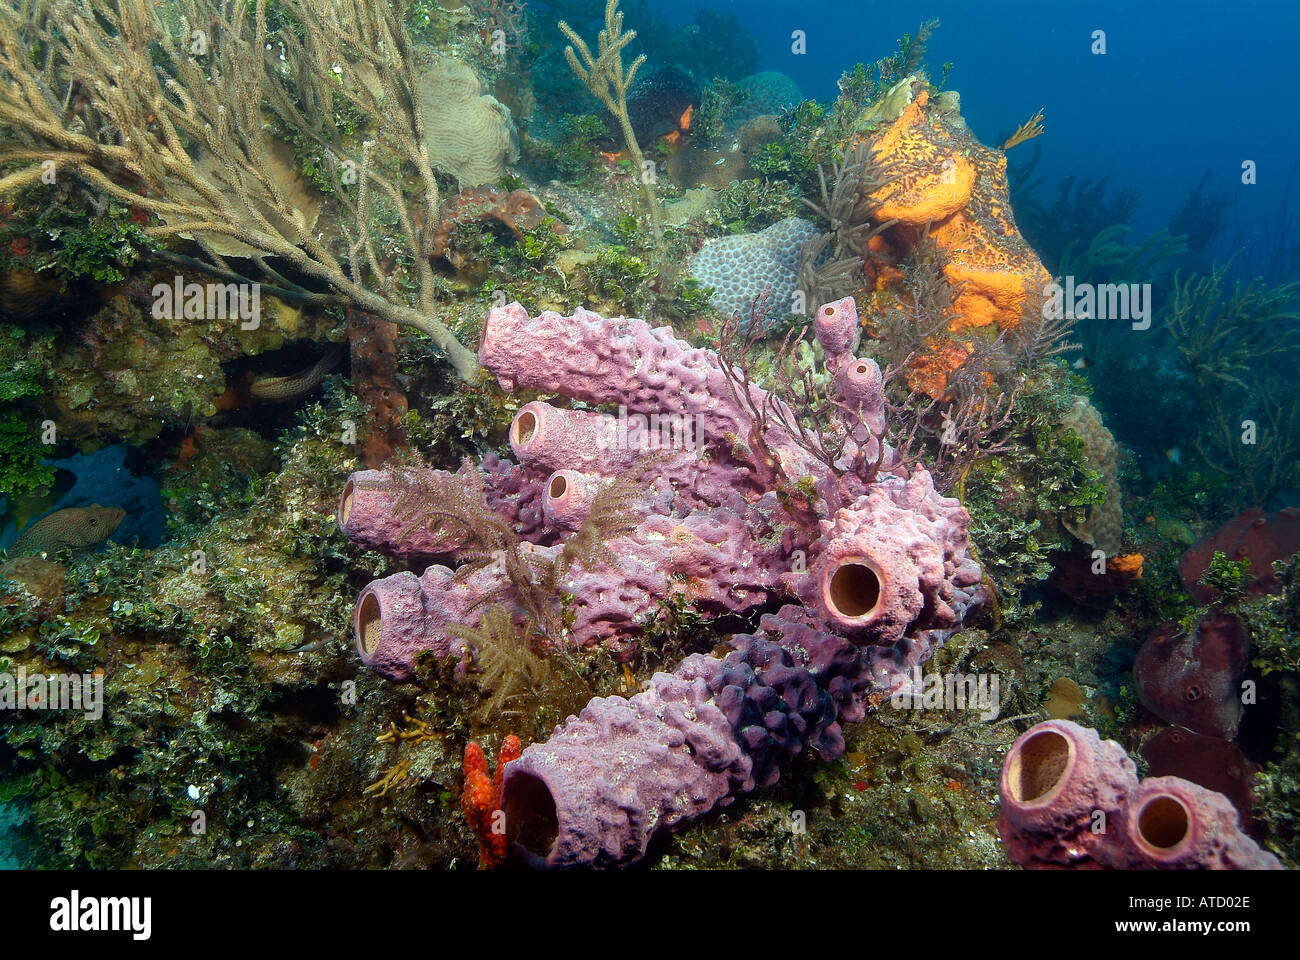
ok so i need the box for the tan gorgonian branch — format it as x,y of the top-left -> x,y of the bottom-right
1002,108 -> 1045,151
559,0 -> 662,248
0,0 -> 482,381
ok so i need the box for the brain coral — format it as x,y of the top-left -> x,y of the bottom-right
689,216 -> 821,322
733,71 -> 803,127
417,58 -> 517,188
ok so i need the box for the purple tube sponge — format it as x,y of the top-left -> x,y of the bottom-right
998,719 -> 1136,869
499,623 -> 871,868
352,503 -> 788,678
339,453 -> 545,558
354,565 -> 480,680
540,470 -> 598,531
478,302 -> 826,491
500,654 -> 749,868
342,300 -> 992,862
813,296 -> 861,370
711,634 -> 845,788
796,470 -> 985,646
998,720 -> 1279,870
1121,777 -> 1278,869
498,595 -> 902,868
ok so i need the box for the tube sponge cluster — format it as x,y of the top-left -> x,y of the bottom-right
339,297 -> 989,866
998,720 -> 1280,870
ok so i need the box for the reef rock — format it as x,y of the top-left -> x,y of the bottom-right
0,556 -> 67,602
430,186 -> 563,266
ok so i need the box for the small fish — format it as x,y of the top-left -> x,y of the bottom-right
288,635 -> 335,655
9,504 -> 125,556
1071,355 -> 1094,370
1165,447 -> 1182,465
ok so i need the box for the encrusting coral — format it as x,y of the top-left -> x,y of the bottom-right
339,295 -> 987,866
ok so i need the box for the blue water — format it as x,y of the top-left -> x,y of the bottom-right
552,0 -> 1299,278
0,444 -> 166,552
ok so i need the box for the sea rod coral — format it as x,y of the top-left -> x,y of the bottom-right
338,296 -> 987,866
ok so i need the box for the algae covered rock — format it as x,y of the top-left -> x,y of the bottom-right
1060,395 -> 1123,556
43,289 -> 335,447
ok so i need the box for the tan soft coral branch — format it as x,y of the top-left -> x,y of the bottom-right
1001,108 -> 1045,151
